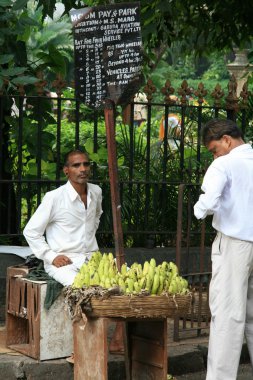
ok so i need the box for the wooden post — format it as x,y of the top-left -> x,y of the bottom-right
104,99 -> 125,269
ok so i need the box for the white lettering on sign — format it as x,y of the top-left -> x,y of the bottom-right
118,16 -> 135,23
71,3 -> 142,107
71,11 -> 96,23
118,7 -> 137,16
98,10 -> 112,18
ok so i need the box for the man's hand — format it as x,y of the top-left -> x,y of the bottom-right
52,255 -> 72,267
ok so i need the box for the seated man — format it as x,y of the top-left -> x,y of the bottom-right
23,149 -> 102,286
24,149 -> 124,355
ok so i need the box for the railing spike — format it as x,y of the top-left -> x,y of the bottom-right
35,71 -> 47,96
143,79 -> 156,102
52,74 -> 67,97
211,83 -> 224,108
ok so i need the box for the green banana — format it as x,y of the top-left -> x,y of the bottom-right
151,273 -> 160,295
118,277 -> 126,292
157,275 -> 165,295
145,274 -> 153,293
139,276 -> 146,289
121,263 -> 127,276
126,278 -> 134,293
105,277 -> 111,288
150,258 -> 156,268
97,261 -> 104,278
134,281 -> 141,293
148,264 -> 155,280
142,261 -> 150,276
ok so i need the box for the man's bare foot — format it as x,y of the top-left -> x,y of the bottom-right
109,322 -> 125,355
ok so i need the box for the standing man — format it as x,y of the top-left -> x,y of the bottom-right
194,118 -> 253,380
23,149 -> 103,286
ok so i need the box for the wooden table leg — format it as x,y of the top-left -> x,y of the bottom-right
126,318 -> 168,380
74,317 -> 167,380
73,315 -> 109,380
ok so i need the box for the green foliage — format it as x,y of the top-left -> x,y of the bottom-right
0,1 -> 74,91
148,49 -> 230,103
2,0 -> 253,247
0,1 -> 38,89
1,0 -> 253,91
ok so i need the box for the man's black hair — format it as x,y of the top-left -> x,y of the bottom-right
64,149 -> 89,167
201,118 -> 243,146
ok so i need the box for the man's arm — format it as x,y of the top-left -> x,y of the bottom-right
23,193 -> 59,265
94,187 -> 103,231
194,163 -> 227,220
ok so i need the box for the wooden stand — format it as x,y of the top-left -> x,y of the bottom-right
6,266 -> 73,360
73,315 -> 168,380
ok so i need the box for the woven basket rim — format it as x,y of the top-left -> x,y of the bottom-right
87,292 -> 192,318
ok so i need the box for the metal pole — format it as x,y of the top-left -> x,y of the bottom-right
104,99 -> 125,269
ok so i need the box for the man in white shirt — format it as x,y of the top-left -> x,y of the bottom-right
23,149 -> 103,286
24,149 -> 124,355
194,118 -> 253,380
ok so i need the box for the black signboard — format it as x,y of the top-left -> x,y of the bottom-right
70,2 -> 143,108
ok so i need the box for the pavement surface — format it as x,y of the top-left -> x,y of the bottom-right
0,320 -> 252,380
0,248 -> 250,379
175,364 -> 253,379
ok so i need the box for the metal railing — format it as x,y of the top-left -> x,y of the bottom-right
174,184 -> 214,340
1,75 -> 252,340
0,75 -> 251,247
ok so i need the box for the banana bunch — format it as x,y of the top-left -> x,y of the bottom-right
72,251 -> 117,289
72,252 -> 189,296
123,259 -> 188,296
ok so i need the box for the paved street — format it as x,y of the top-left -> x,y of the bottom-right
175,363 -> 253,379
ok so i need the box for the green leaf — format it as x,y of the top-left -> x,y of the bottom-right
12,76 -> 39,85
84,138 -> 94,154
19,15 -> 40,27
36,45 -> 66,75
97,147 -> 108,160
48,45 -> 66,73
88,152 -> 99,162
12,0 -> 28,11
0,0 -> 11,7
117,156 -> 124,166
0,54 -> 14,64
0,67 -> 26,76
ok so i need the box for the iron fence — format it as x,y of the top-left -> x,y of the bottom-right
0,76 -> 252,248
1,76 -> 253,340
174,183 -> 213,340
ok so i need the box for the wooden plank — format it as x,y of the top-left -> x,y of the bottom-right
131,335 -> 165,367
6,268 -> 29,346
74,315 -> 109,380
127,319 -> 168,380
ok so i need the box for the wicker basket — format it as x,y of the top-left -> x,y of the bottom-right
186,291 -> 210,321
86,293 -> 192,319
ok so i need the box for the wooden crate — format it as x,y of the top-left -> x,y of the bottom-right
6,266 -> 73,360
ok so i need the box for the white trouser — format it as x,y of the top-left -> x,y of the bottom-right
44,252 -> 92,286
206,232 -> 253,380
